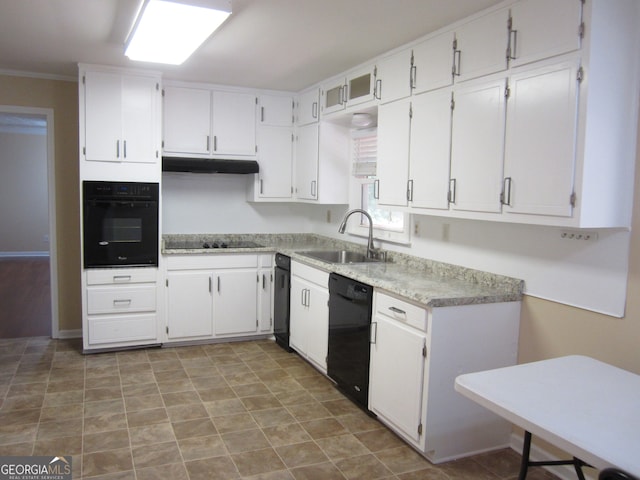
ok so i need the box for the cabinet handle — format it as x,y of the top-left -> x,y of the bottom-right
206,135 -> 210,151
312,101 -> 318,119
501,177 -> 513,206
370,321 -> 378,344
116,140 -> 120,158
123,140 -> 127,158
213,136 -> 217,151
217,276 -> 221,292
374,79 -> 382,100
448,178 -> 457,204
113,299 -> 132,307
306,289 -> 310,307
262,274 -> 266,289
410,65 -> 417,89
209,276 -> 212,293
260,179 -> 264,194
453,49 -> 461,77
407,179 -> 414,202
341,84 -> 348,104
301,288 -> 305,306
311,180 -> 317,197
508,29 -> 518,61
373,179 -> 380,200
261,106 -> 265,122
112,275 -> 131,283
388,306 -> 406,315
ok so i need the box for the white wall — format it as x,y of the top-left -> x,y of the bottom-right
0,130 -> 48,253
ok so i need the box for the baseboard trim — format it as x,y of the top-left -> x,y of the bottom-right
510,432 -> 597,480
56,329 -> 82,339
0,251 -> 50,258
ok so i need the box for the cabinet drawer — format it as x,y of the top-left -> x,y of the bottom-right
374,292 -> 427,331
87,285 -> 156,315
88,313 -> 157,345
291,261 -> 329,288
86,268 -> 157,286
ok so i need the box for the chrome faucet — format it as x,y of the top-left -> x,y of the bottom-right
338,209 -> 378,259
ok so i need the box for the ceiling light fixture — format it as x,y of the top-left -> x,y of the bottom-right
125,0 -> 232,65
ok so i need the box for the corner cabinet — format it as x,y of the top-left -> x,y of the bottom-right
164,254 -> 273,343
79,64 -> 161,181
369,291 -> 521,463
290,261 -> 329,373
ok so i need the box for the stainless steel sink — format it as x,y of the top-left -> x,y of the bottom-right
297,250 -> 381,264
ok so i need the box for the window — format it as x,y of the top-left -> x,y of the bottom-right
347,127 -> 410,244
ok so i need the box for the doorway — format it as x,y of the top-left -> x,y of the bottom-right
0,107 -> 57,338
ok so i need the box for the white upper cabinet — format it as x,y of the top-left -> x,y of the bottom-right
409,89 -> 453,211
412,31 -> 455,94
259,94 -> 293,126
297,88 -> 320,125
376,49 -> 412,104
449,76 -> 506,214
377,99 -> 411,208
321,64 -> 377,115
162,85 -> 256,158
295,123 -> 319,201
211,91 -> 257,156
254,125 -> 293,200
453,8 -> 510,82
508,0 -> 583,68
83,68 -> 160,165
503,59 -> 580,218
163,86 -> 211,155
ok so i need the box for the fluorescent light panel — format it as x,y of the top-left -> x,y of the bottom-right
125,0 -> 231,65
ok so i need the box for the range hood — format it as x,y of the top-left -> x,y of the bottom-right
162,157 -> 259,174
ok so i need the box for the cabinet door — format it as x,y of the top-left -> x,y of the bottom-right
259,95 -> 293,126
450,77 -> 505,213
297,88 -> 320,125
121,75 -> 159,163
257,126 -> 293,199
166,272 -> 213,339
84,70 -> 122,162
377,99 -> 411,207
214,270 -> 258,335
163,86 -> 211,155
305,282 -> 329,371
369,315 -> 426,443
212,91 -> 256,156
321,80 -> 346,115
409,89 -> 452,211
454,8 -> 509,82
376,49 -> 412,104
346,65 -> 377,107
258,269 -> 273,333
295,123 -> 319,200
289,276 -> 308,354
509,0 -> 582,68
503,60 -> 579,218
412,31 -> 455,94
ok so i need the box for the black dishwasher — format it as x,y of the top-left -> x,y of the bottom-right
327,273 -> 374,410
273,253 -> 292,351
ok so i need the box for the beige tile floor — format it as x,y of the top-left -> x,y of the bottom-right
0,336 -> 562,480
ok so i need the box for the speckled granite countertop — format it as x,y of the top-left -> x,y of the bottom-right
162,233 -> 523,308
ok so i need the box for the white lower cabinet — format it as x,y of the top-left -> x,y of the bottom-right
258,257 -> 274,333
290,261 -> 329,373
369,291 -> 521,463
83,267 -> 160,351
164,254 -> 273,343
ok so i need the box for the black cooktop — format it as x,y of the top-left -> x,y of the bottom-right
169,240 -> 264,249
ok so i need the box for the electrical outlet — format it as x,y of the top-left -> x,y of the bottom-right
560,230 -> 598,241
414,221 -> 420,236
442,223 -> 450,242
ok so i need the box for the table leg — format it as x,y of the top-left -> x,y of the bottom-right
517,431 -> 533,480
518,430 -> 590,480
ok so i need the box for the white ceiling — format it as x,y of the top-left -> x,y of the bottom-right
0,0 -> 503,92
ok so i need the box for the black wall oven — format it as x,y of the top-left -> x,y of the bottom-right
83,181 -> 159,268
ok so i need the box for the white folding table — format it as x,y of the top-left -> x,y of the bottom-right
455,355 -> 640,479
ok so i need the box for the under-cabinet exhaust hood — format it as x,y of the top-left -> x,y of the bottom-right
162,157 -> 259,174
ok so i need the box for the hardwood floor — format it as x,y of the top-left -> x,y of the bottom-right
0,257 -> 51,338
